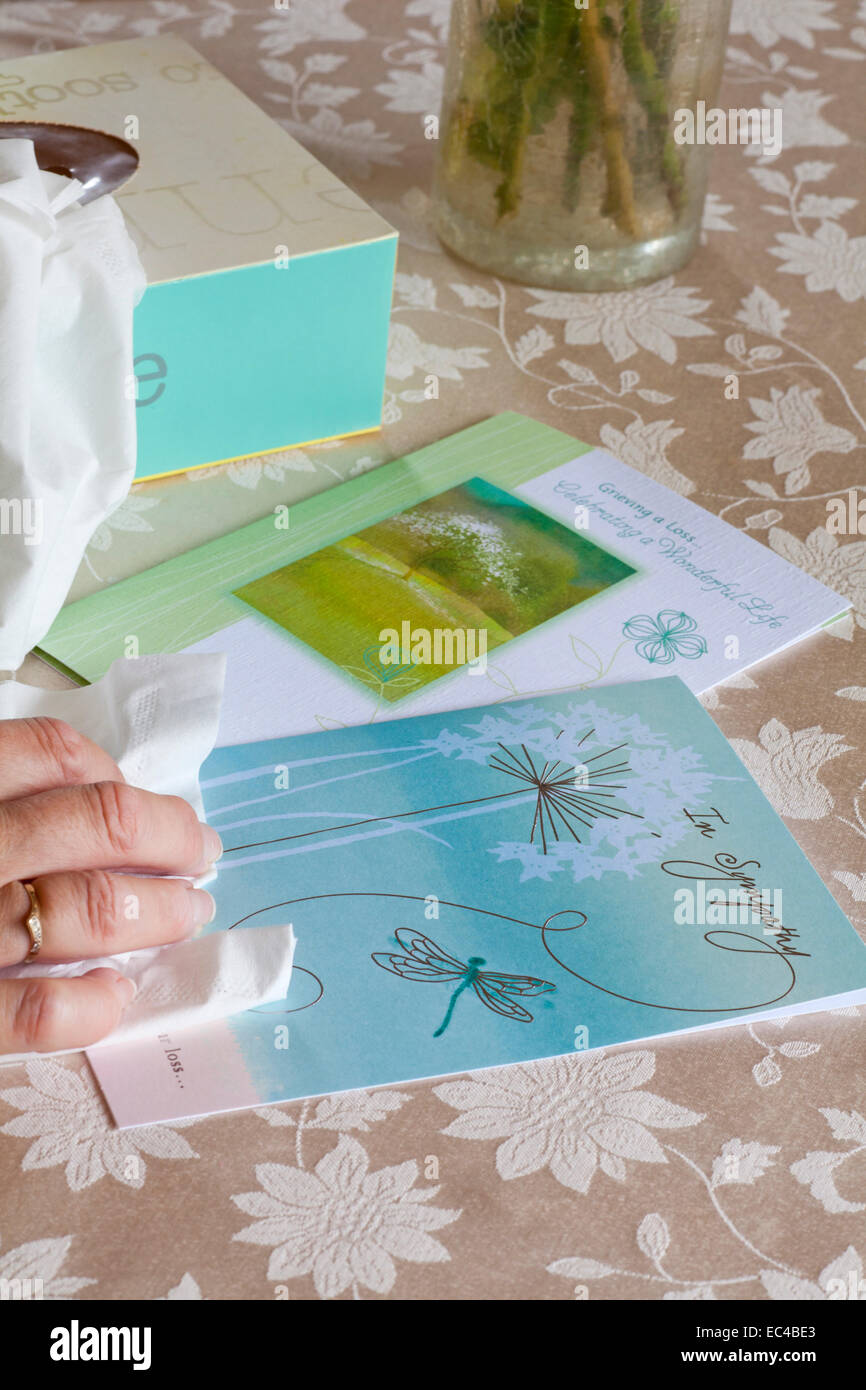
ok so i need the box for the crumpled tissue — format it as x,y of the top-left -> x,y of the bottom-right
0,606 -> 294,1057
0,136 -> 144,673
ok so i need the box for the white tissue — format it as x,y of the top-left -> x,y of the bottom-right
12,923 -> 296,1049
0,138 -> 145,673
0,654 -> 296,1058
0,651 -> 225,820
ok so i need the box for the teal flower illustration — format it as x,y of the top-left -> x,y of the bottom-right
622,610 -> 708,665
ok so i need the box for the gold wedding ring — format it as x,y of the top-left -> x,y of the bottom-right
21,882 -> 43,962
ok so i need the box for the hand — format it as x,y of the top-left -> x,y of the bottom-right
0,716 -> 220,1054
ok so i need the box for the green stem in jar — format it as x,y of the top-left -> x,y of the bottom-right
641,0 -> 679,76
442,2 -> 537,197
440,25 -> 501,182
492,0 -> 572,218
440,0 -> 688,239
581,0 -> 641,238
563,22 -> 597,214
621,0 -> 683,211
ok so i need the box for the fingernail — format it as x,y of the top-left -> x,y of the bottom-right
190,889 -> 216,931
86,969 -> 137,1006
114,976 -> 137,1006
200,823 -> 223,866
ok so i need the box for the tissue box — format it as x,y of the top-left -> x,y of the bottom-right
0,37 -> 397,481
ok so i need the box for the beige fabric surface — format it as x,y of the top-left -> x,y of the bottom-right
1,0 -> 864,1302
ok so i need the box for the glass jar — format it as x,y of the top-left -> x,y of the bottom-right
433,0 -> 733,290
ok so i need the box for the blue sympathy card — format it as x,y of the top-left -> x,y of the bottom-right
89,677 -> 866,1127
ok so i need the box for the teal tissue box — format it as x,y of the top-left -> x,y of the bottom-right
0,35 -> 397,480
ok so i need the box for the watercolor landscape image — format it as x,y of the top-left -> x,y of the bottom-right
233,477 -> 636,701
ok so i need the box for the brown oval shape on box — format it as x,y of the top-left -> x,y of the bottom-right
0,121 -> 139,201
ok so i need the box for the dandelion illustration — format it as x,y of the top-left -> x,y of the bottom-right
220,723 -> 640,858
214,697 -> 715,883
488,732 -> 642,854
438,699 -> 716,883
623,610 -> 708,665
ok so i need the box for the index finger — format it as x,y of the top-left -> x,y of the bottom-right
0,717 -> 123,800
0,782 -> 221,884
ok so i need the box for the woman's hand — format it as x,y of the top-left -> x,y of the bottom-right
0,716 -> 220,1054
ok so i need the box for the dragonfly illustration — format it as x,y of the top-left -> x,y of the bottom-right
372,928 -> 555,1037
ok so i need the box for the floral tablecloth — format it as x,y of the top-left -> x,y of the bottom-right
1,0 -> 864,1302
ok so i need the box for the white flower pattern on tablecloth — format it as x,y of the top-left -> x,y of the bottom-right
386,321 -> 489,381
760,89 -> 849,155
710,1138 -> 780,1187
525,279 -> 714,364
771,221 -> 866,301
0,1233 -> 95,1299
434,1051 -> 703,1193
599,418 -> 694,495
158,1273 -> 205,1300
729,718 -> 852,819
735,284 -> 791,338
790,1109 -> 866,1215
702,193 -> 737,234
835,871 -> 866,901
730,0 -> 840,50
748,1021 -> 822,1089
254,1089 -> 412,1131
255,0 -> 365,55
742,384 -> 857,494
376,63 -> 443,114
232,1135 -> 460,1298
769,526 -> 866,627
0,1059 -> 198,1191
394,271 -> 437,309
406,0 -> 451,42
761,1246 -> 863,1301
